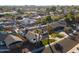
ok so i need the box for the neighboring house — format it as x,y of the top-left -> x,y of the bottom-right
0,19 -> 16,27
0,41 -> 10,53
0,11 -> 17,15
0,25 -> 4,30
0,31 -> 8,41
4,35 -> 23,49
0,32 -> 9,52
51,19 -> 66,29
14,28 -> 28,37
21,17 -> 36,26
25,31 -> 42,43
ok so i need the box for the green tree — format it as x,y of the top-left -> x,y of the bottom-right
45,8 -> 50,15
45,15 -> 53,23
50,6 -> 56,12
41,19 -> 47,25
36,19 -> 42,24
35,29 -> 42,35
65,13 -> 73,26
17,9 -> 24,14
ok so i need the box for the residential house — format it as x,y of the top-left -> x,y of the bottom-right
51,19 -> 66,29
4,35 -> 23,49
0,32 -> 9,52
25,31 -> 42,43
21,17 -> 36,26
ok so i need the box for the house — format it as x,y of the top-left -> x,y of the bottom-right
21,17 -> 36,26
51,19 -> 66,29
4,35 -> 23,49
25,31 -> 42,43
0,11 -> 17,15
0,25 -> 4,30
0,32 -> 9,52
25,31 -> 49,44
0,41 -> 10,53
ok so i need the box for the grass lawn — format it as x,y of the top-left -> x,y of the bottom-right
41,39 -> 56,46
41,32 -> 65,46
50,32 -> 64,38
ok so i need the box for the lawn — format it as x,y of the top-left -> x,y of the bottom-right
50,32 -> 64,38
41,32 -> 64,46
41,39 -> 56,46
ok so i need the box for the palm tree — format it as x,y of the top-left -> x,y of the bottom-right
35,29 -> 42,47
46,24 -> 54,53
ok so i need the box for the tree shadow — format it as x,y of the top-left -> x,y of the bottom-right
54,43 -> 64,53
31,41 -> 45,53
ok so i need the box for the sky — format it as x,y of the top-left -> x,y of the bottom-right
0,0 -> 79,6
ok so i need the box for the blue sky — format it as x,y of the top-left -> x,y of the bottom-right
0,0 -> 79,5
